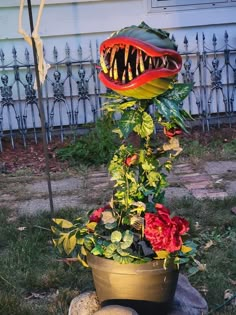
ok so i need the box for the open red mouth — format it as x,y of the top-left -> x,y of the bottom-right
99,37 -> 182,92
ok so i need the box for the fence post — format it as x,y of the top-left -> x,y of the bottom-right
27,0 -> 54,215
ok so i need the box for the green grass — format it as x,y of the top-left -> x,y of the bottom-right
0,208 -> 93,315
168,196 -> 236,314
178,128 -> 236,165
0,197 -> 235,314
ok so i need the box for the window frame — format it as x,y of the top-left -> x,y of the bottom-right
149,0 -> 236,12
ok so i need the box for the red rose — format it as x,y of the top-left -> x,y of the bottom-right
172,216 -> 189,235
155,203 -> 170,216
144,205 -> 189,253
125,154 -> 138,167
164,127 -> 182,138
89,205 -> 110,223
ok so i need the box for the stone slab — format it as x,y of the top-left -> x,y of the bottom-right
204,161 -> 236,175
184,180 -> 212,190
178,172 -> 201,177
179,175 -> 210,183
192,189 -> 228,200
225,180 -> 236,195
174,163 -> 192,168
15,196 -> 99,215
165,187 -> 192,200
173,166 -> 195,175
26,177 -> 84,194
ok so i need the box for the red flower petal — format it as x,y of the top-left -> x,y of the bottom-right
89,205 -> 111,223
144,206 -> 190,253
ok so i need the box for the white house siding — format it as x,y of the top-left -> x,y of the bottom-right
0,0 -> 236,130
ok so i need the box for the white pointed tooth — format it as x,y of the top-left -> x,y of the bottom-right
131,47 -> 136,55
110,45 -> 118,67
104,48 -> 110,59
122,70 -> 126,83
148,57 -> 152,69
109,67 -> 113,78
169,59 -> 178,69
124,45 -> 129,67
128,63 -> 133,81
159,56 -> 165,67
113,59 -> 118,80
136,50 -> 140,70
155,58 -> 160,68
144,54 -> 148,62
100,52 -> 108,73
139,51 -> 145,73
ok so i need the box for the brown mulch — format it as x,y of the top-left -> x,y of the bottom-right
188,126 -> 236,143
0,125 -> 235,175
0,137 -> 70,175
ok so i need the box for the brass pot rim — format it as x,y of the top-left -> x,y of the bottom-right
87,252 -> 178,275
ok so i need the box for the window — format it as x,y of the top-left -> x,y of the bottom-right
150,0 -> 236,11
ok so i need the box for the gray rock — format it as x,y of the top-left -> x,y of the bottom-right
170,274 -> 208,315
94,305 -> 138,315
68,291 -> 100,315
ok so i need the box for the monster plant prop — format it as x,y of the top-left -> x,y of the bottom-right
99,22 -> 182,99
52,23 -> 196,266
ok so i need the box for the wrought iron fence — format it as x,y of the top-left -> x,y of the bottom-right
177,31 -> 236,132
0,30 -> 236,151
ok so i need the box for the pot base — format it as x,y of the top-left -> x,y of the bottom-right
102,299 -> 171,315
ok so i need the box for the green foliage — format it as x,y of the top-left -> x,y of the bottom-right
56,115 -> 120,166
223,138 -> 236,158
53,83 -> 197,266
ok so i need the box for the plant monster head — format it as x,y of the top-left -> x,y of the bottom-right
99,22 -> 182,99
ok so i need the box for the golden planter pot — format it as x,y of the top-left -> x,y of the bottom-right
87,253 -> 179,315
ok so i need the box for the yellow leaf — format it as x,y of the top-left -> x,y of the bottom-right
109,197 -> 114,209
131,201 -> 146,215
155,250 -> 169,259
86,222 -> 97,231
163,138 -> 182,156
51,226 -> 61,235
77,253 -> 89,268
181,245 -> 193,253
77,238 -> 84,245
52,238 -> 60,247
63,234 -> 77,255
52,233 -> 66,247
81,245 -> 87,256
52,218 -> 73,228
101,211 -> 116,224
